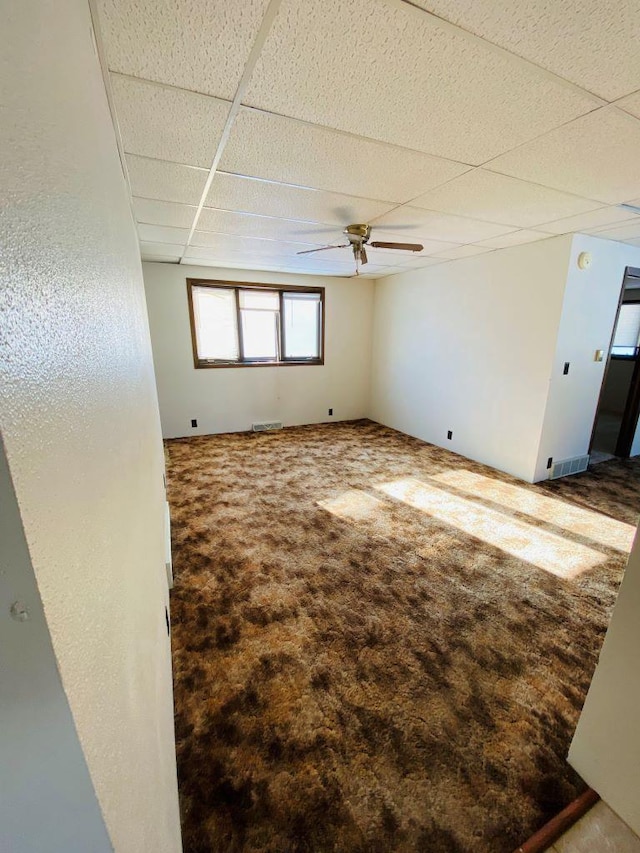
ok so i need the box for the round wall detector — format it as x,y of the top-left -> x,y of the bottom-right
577,251 -> 592,270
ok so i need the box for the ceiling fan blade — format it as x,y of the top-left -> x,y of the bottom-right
370,241 -> 424,252
296,243 -> 350,255
360,245 -> 368,265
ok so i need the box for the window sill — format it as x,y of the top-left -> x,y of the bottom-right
194,359 -> 324,369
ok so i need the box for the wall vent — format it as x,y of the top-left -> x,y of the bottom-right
252,421 -> 283,432
549,454 -> 590,480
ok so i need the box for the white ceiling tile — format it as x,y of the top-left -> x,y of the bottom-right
97,0 -> 271,100
183,248 -> 357,277
431,244 -> 495,260
622,237 -> 640,247
111,74 -> 229,167
535,207 -> 639,235
355,273 -> 388,279
365,247 -> 437,263
474,230 -> 550,249
197,208 -> 336,245
276,259 -> 373,275
126,155 -> 208,205
220,108 -> 472,202
188,234 -> 317,258
139,241 -> 184,259
184,258 -> 285,273
133,198 -> 197,228
138,224 -> 190,244
586,221 -> 640,241
616,90 -> 640,119
206,172 -> 397,225
275,268 -> 352,278
392,255 -> 447,269
413,0 -> 640,101
244,0 -> 597,165
373,206 -> 514,244
183,248 -> 289,269
410,169 -> 601,227
275,256 -> 356,269
487,107 -> 640,204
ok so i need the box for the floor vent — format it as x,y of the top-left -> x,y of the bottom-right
252,421 -> 283,432
549,454 -> 590,480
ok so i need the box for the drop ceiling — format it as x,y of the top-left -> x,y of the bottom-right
95,0 -> 640,278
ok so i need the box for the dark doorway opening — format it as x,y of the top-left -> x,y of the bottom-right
591,266 -> 640,461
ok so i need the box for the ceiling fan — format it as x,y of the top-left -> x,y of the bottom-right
296,224 -> 423,274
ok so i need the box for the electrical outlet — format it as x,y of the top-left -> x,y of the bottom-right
447,430 -> 453,440
191,419 -> 197,428
547,457 -> 553,469
328,408 -> 333,416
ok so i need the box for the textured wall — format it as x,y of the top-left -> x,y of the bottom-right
0,440 -> 112,852
0,1 -> 181,851
143,262 -> 374,438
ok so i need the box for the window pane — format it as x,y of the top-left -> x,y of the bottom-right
613,304 -> 640,351
612,346 -> 637,357
283,292 -> 320,359
192,286 -> 238,361
239,289 -> 279,310
241,310 -> 278,359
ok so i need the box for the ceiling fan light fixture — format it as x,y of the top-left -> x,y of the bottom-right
295,222 -> 423,274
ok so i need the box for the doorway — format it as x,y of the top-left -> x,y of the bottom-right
590,266 -> 640,462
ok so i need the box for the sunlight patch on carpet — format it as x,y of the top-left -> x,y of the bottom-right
376,478 -> 607,579
318,490 -> 391,531
431,470 -> 636,553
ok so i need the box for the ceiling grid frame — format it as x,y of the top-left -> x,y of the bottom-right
178,0 -> 286,263
93,0 -> 640,276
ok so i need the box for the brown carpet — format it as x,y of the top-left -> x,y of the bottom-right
166,420 -> 640,853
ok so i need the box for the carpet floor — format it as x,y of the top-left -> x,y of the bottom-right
166,420 -> 640,853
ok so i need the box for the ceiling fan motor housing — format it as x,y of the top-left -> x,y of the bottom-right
344,223 -> 371,244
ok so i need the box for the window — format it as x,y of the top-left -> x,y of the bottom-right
611,302 -> 640,358
187,280 -> 324,368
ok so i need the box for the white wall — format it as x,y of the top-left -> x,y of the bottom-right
533,236 -> 640,480
143,262 -> 374,438
0,2 -> 181,852
0,440 -> 112,853
370,236 -> 573,482
569,522 -> 640,835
